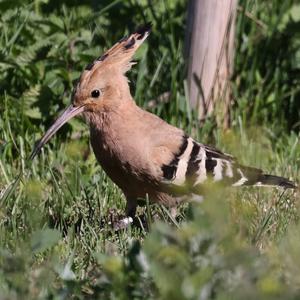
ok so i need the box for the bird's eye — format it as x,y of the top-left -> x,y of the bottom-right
91,89 -> 101,98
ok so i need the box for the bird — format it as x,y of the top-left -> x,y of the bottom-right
30,24 -> 296,220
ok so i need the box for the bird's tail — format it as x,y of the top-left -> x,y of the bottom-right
254,174 -> 296,189
236,164 -> 296,189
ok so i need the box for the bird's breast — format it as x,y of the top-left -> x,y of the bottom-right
89,125 -> 157,197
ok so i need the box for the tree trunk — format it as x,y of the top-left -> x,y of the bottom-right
185,0 -> 237,128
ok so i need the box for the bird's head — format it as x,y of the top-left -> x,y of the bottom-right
30,24 -> 151,159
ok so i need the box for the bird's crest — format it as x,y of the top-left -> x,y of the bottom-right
85,23 -> 151,74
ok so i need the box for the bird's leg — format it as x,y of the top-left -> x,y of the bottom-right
112,198 -> 137,231
112,198 -> 150,231
125,198 -> 137,218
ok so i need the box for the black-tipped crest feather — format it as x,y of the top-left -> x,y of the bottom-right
135,22 -> 152,38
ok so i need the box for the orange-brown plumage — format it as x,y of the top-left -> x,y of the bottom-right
31,24 -> 296,218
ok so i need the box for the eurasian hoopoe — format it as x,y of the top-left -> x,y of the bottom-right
31,24 -> 296,218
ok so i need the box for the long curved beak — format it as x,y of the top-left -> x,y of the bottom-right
30,104 -> 85,160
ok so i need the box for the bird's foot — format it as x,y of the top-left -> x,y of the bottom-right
113,216 -> 134,231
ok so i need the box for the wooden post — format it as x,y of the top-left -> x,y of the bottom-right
185,0 -> 237,128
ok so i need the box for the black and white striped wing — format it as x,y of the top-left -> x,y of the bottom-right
159,135 -> 290,193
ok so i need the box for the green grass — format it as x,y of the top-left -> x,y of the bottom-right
0,0 -> 300,299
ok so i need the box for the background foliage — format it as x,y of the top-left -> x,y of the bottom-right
0,0 -> 300,299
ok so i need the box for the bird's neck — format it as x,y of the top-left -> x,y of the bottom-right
87,98 -> 140,150
86,97 -> 135,128
88,99 -> 144,175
